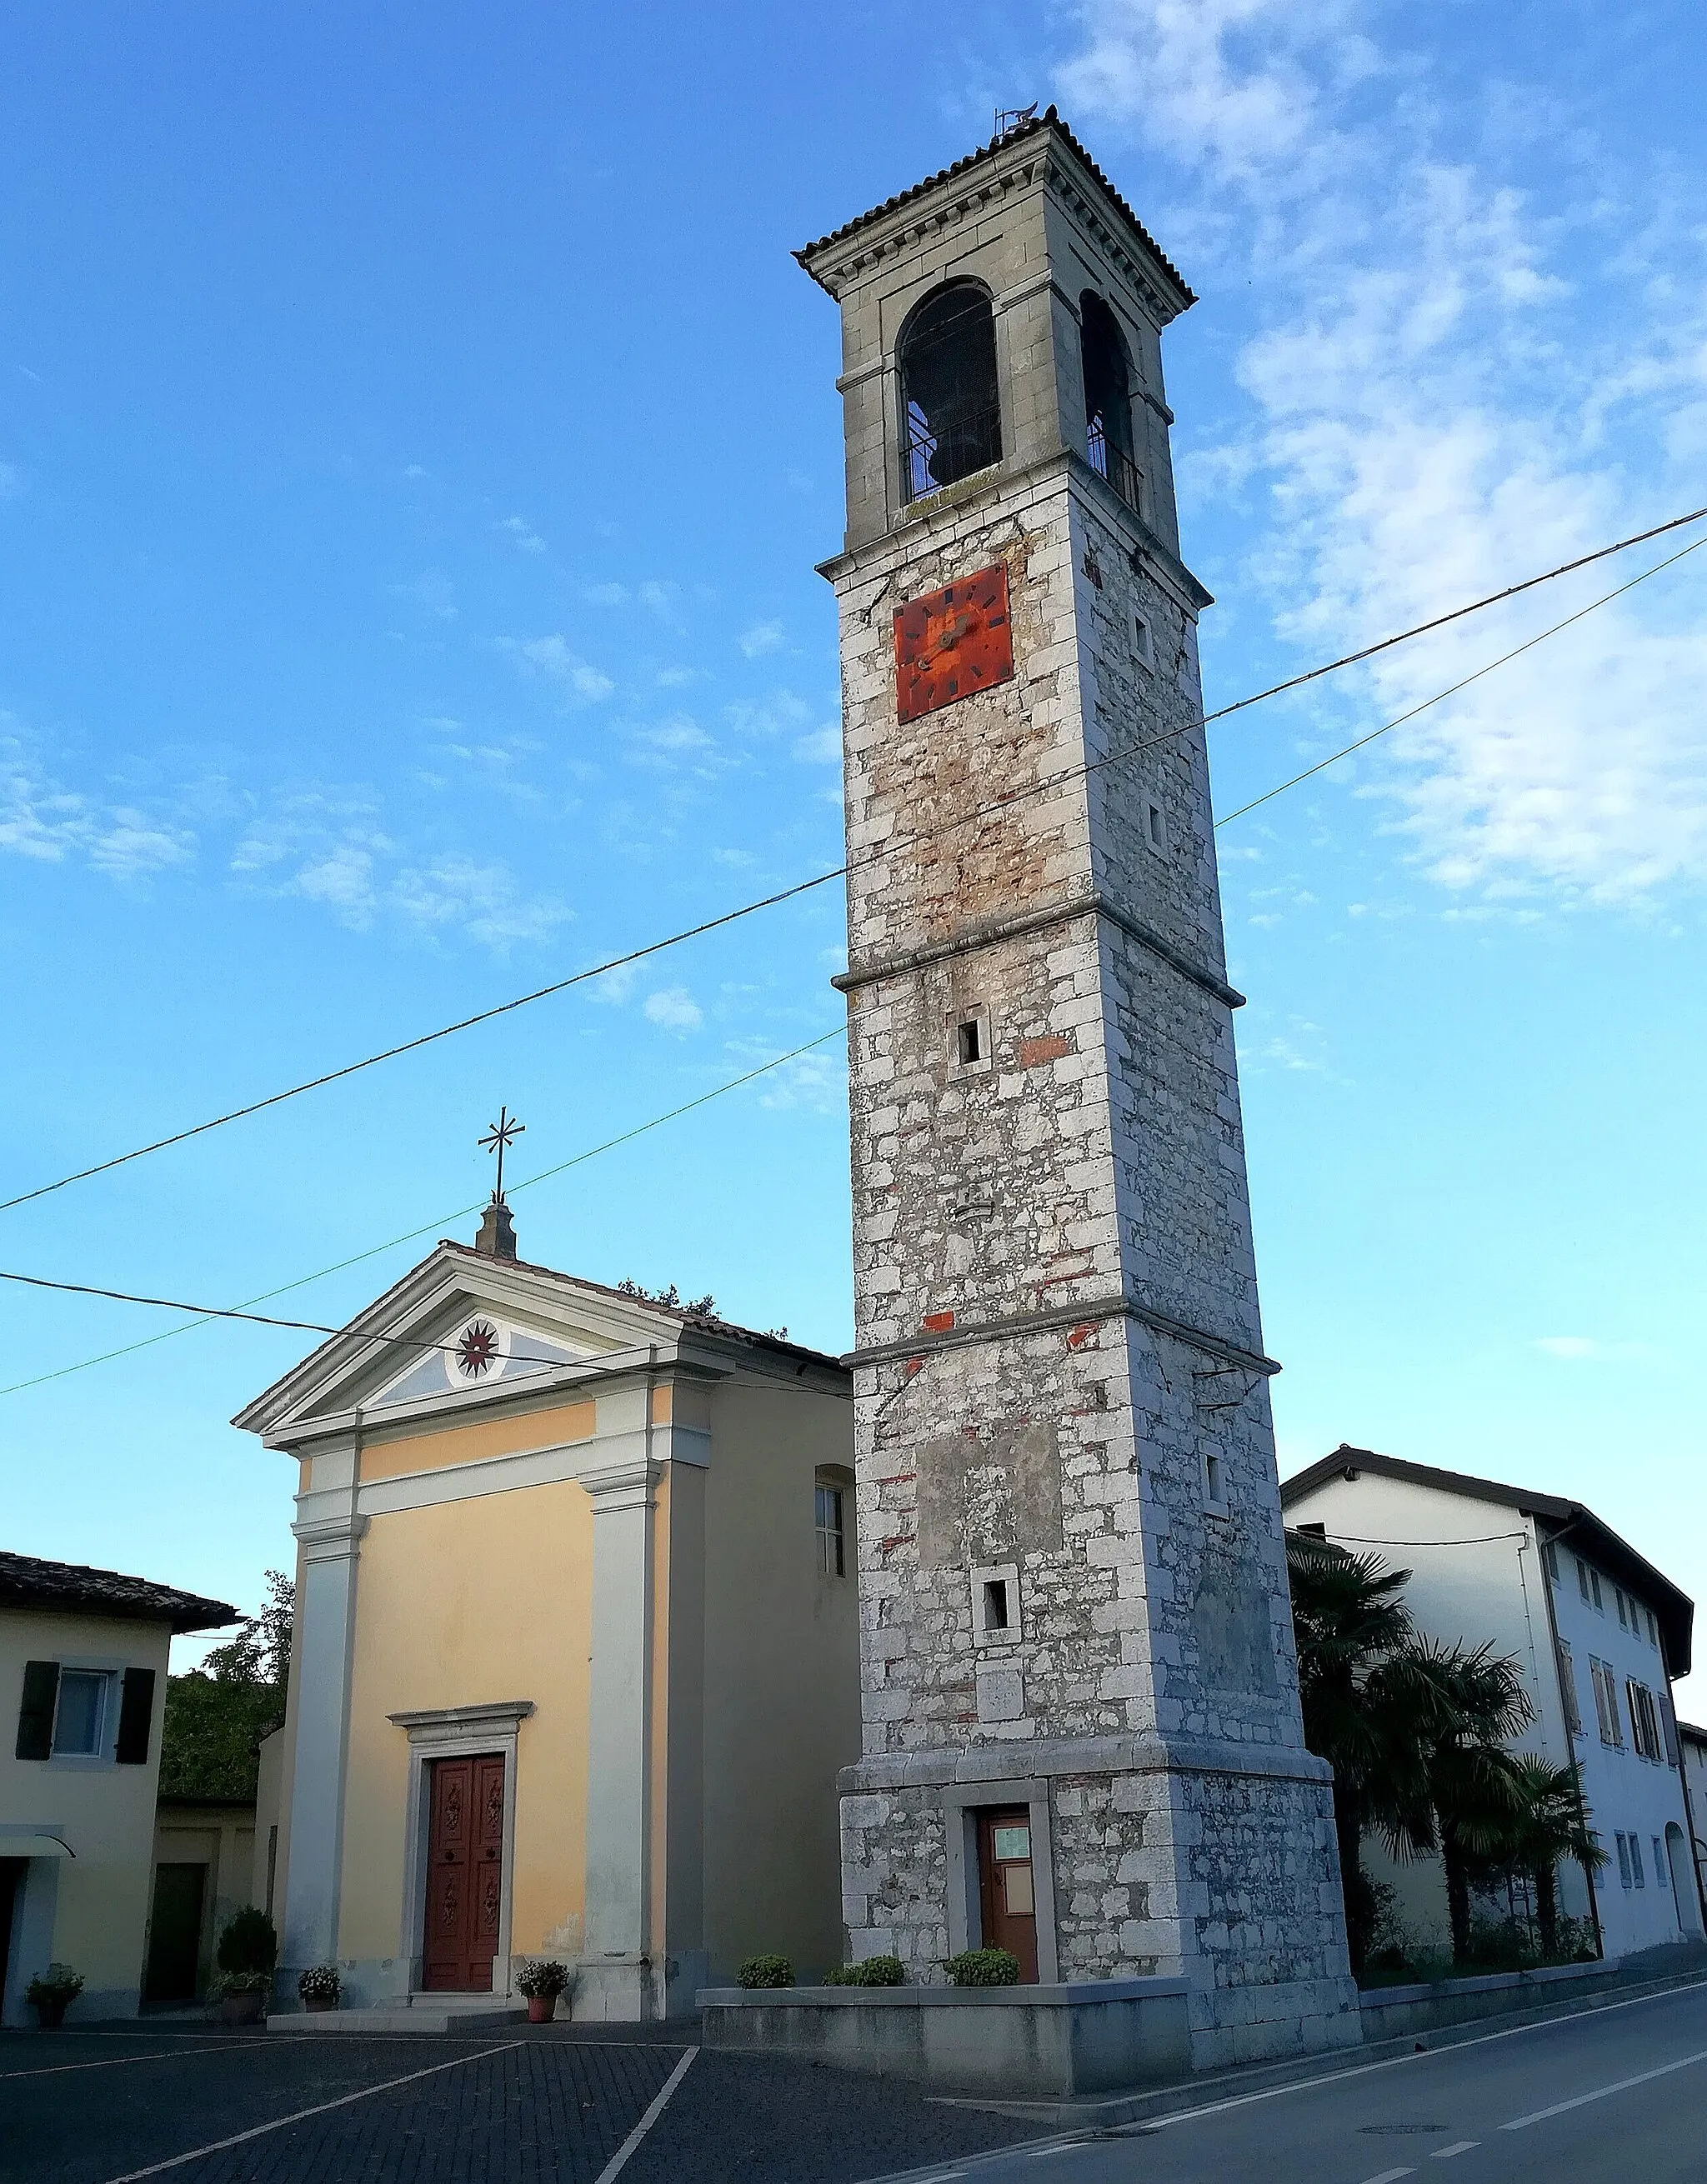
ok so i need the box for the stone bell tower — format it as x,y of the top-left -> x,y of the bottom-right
798,110 -> 1358,2067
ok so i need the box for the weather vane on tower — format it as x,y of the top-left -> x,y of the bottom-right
478,1106 -> 524,1206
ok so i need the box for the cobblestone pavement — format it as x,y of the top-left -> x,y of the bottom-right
0,2026 -> 1041,2184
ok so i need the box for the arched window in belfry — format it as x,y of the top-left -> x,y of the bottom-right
1080,292 -> 1141,512
897,282 -> 1002,502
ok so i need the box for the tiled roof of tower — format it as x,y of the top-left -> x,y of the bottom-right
438,1241 -> 846,1373
0,1549 -> 241,1633
795,105 -> 1195,306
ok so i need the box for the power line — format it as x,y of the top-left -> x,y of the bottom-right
1214,530 -> 1707,828
0,1027 -> 843,1400
3,506 -> 1702,1222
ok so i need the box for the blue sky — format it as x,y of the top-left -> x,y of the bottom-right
3,4 -> 1703,1701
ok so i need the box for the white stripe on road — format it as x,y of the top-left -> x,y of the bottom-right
1359,2168 -> 1414,2183
1432,2143 -> 1477,2158
0,2044 -> 235,2079
93,2041 -> 527,2182
1499,2045 -> 1707,2130
589,2045 -> 698,2184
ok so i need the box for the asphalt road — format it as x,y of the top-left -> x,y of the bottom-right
866,1983 -> 1707,2184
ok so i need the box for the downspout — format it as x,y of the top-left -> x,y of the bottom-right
1536,1516 -> 1603,1961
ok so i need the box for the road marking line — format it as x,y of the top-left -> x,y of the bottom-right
93,2039 -> 526,2182
1499,2044 -> 1707,2130
1432,2143 -> 1478,2158
1360,2168 -> 1415,2182
589,2045 -> 698,2184
0,2043 -> 235,2079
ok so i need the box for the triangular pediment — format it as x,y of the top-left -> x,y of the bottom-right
232,1242 -> 703,1442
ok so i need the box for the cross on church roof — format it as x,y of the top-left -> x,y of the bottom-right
478,1106 -> 524,1206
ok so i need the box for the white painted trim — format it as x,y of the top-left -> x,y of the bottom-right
280,1503 -> 366,1970
391,1707 -> 531,1997
322,1423 -> 711,1525
578,1458 -> 663,1972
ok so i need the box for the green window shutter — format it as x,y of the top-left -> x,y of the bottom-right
16,1659 -> 59,1760
115,1667 -> 157,1765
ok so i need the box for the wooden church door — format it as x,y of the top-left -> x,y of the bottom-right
976,1806 -> 1039,1982
422,1754 -> 505,1991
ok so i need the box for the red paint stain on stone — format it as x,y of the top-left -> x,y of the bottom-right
1066,1322 -> 1102,1350
1019,1032 -> 1072,1068
923,1309 -> 956,1332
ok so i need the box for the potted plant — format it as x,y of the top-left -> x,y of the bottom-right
298,1965 -> 341,2014
215,1907 -> 278,2026
25,1965 -> 83,2028
515,1959 -> 570,2024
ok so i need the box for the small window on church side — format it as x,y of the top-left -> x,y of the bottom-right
815,1481 -> 846,1577
1204,1450 -> 1229,1516
949,1002 -> 993,1077
1145,801 -> 1168,857
897,282 -> 1002,503
1134,611 -> 1155,669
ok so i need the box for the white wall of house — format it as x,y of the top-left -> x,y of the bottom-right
1682,1727 -> 1707,1906
1285,1466 -> 1699,1961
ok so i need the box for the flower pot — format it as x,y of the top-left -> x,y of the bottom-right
31,1997 -> 70,2029
305,1996 -> 338,2013
220,1990 -> 266,2026
526,1994 -> 557,2024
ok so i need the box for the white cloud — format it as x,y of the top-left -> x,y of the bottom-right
0,461 -> 23,500
516,636 -> 616,702
1058,1 -> 1707,903
0,720 -> 195,877
1534,1336 -> 1599,1360
740,618 -> 786,657
644,985 -> 703,1032
792,724 -> 842,764
584,582 -> 628,606
389,569 -> 458,622
588,961 -> 638,1005
637,717 -> 714,755
496,514 -> 547,555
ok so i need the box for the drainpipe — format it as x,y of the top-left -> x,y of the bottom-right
1535,1517 -> 1604,1962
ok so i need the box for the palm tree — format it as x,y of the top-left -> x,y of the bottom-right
1504,1754 -> 1607,1957
1409,1641 -> 1532,1963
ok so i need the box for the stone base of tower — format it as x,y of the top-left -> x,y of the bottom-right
841,1736 -> 1362,2073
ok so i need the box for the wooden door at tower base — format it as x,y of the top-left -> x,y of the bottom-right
975,1806 -> 1039,1983
422,1753 -> 505,1991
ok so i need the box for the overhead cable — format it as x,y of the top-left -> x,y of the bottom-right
3,507 -> 1702,1221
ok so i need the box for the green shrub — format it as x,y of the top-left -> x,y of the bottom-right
216,1907 -> 278,1977
821,1955 -> 905,1987
26,1965 -> 83,2004
296,1965 -> 341,2003
945,1947 -> 1019,1987
517,1959 -> 571,1998
735,1953 -> 795,1989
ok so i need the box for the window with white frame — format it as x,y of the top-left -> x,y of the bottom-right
1616,1832 -> 1631,1888
1542,1539 -> 1560,1583
1616,1587 -> 1629,1630
1590,1568 -> 1604,1612
814,1479 -> 846,1578
53,1667 -> 112,1757
1631,1833 -> 1646,1887
1655,1836 -> 1669,1890
1577,1557 -> 1591,1603
1590,1658 -> 1624,1748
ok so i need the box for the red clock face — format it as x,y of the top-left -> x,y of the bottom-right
894,565 -> 1014,724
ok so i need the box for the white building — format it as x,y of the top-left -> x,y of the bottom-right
1683,1722 -> 1707,1905
1283,1448 -> 1704,1963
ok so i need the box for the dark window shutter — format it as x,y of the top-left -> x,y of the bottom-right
115,1667 -> 156,1765
16,1660 -> 59,1760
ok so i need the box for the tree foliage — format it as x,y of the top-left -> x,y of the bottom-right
158,1570 -> 293,1800
1286,1533 -> 1603,1976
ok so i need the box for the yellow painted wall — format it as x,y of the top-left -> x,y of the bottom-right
1,1608 -> 173,2020
336,1480 -> 594,1965
700,1378 -> 859,1979
355,1399 -> 596,1484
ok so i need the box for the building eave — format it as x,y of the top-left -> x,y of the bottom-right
1282,1442 -> 1694,1677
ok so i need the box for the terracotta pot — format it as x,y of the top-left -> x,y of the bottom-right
220,1990 -> 267,2026
31,1997 -> 70,2029
305,1995 -> 338,2013
527,1993 -> 557,2024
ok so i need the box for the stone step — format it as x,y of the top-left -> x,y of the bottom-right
268,1999 -> 529,2036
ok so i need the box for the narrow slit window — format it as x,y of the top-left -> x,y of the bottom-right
983,1579 -> 1010,1632
1146,801 -> 1167,854
1204,1451 -> 1225,1508
958,1019 -> 982,1066
1134,612 -> 1154,669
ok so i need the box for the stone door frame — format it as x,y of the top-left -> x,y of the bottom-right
389,1700 -> 533,1997
941,1777 -> 1059,1983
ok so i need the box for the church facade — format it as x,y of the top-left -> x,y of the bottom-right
799,111 -> 1359,2067
238,1227 -> 857,2019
